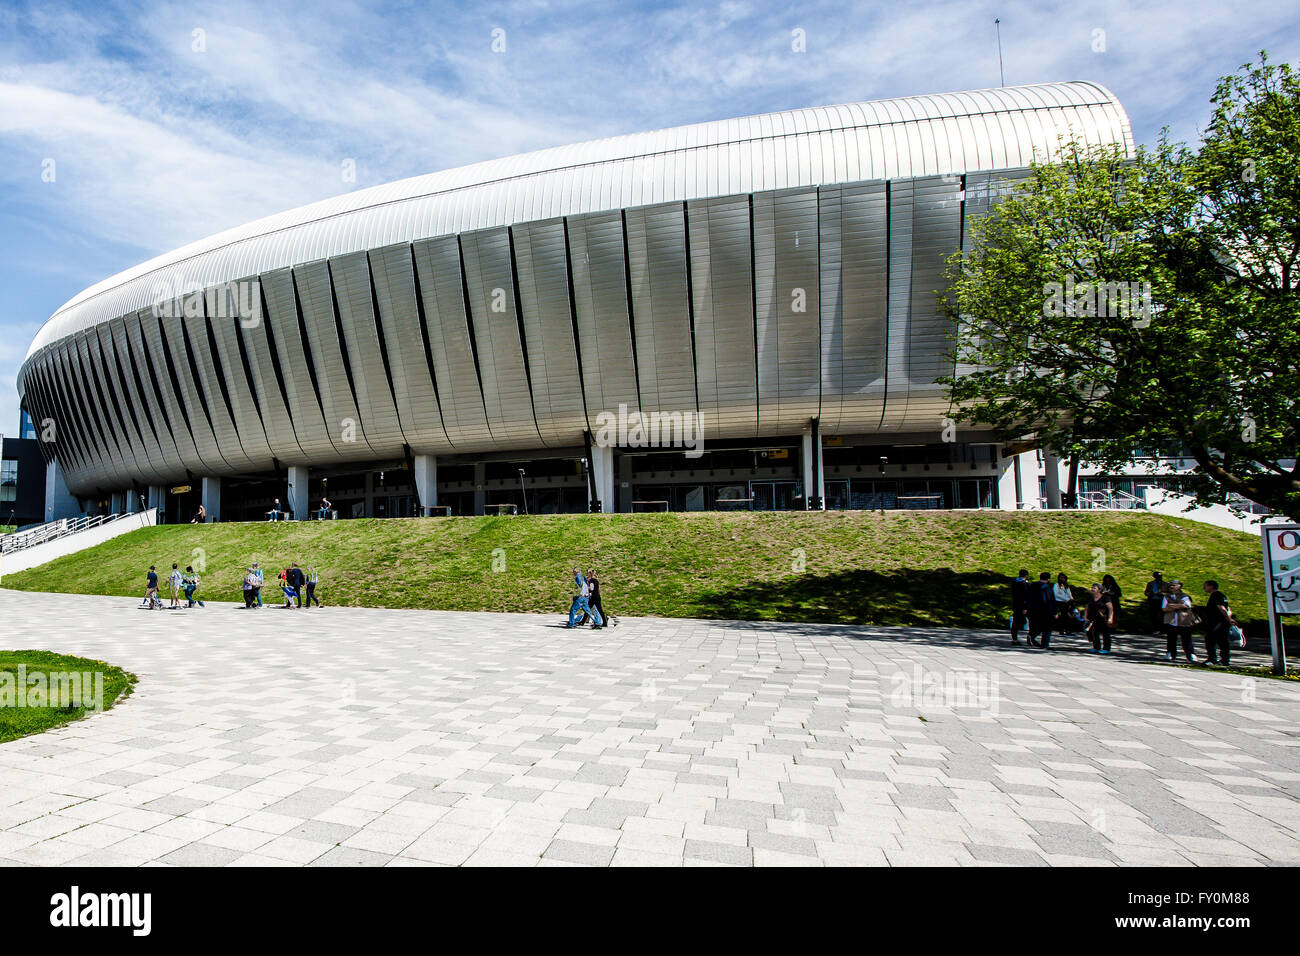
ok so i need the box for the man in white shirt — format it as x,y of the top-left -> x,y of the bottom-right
168,563 -> 183,608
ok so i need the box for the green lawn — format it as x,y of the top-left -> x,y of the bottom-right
0,650 -> 136,743
0,511 -> 1269,630
0,525 -> 14,536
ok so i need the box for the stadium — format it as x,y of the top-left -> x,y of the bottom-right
16,81 -> 1133,523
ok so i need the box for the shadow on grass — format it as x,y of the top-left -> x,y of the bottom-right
691,567 -> 1011,629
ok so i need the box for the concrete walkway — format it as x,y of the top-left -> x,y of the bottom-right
1,589 -> 1296,866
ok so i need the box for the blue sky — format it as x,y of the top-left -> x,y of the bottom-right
2,0 -> 1297,435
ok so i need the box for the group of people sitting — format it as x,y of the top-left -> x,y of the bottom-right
1010,569 -> 1241,665
240,562 -> 322,608
566,568 -> 611,628
265,497 -> 334,522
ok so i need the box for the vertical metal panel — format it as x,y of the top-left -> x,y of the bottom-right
186,307 -> 263,473
753,187 -> 820,435
153,309 -> 228,476
510,220 -> 587,445
688,194 -> 756,439
134,308 -> 207,478
368,243 -> 448,453
258,268 -> 336,461
882,175 -> 963,432
131,309 -> 197,478
74,328 -> 136,485
25,359 -> 76,479
48,342 -> 97,480
203,290 -> 276,470
566,211 -> 639,424
54,337 -> 111,487
89,325 -> 159,484
32,358 -> 82,478
459,228 -> 542,447
66,332 -> 122,488
292,259 -> 373,459
107,314 -> 177,480
222,285 -> 302,464
329,250 -> 407,457
880,180 -> 912,432
411,235 -> 492,451
624,203 -> 696,416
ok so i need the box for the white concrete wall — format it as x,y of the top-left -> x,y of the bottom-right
0,509 -> 158,577
1143,488 -> 1269,536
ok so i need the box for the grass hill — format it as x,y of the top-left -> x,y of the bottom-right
0,511 -> 1268,630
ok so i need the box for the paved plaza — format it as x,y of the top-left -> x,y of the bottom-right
0,588 -> 1297,867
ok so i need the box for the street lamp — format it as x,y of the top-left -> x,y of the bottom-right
518,468 -> 528,515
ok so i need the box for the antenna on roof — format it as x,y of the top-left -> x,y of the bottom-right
994,18 -> 1005,87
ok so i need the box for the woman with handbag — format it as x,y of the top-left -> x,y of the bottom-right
1201,580 -> 1237,666
1162,579 -> 1197,662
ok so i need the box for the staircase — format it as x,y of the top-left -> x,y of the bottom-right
0,509 -> 157,577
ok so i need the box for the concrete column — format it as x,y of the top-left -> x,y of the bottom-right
414,454 -> 438,515
800,420 -> 825,510
591,444 -> 614,513
147,485 -> 166,514
801,431 -> 815,510
473,462 -> 486,516
617,453 -> 633,513
202,476 -> 221,522
110,491 -> 123,514
124,489 -> 138,514
1043,448 -> 1063,510
996,452 -> 1019,511
287,466 -> 309,521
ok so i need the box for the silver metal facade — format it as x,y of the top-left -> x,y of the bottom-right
19,82 -> 1132,496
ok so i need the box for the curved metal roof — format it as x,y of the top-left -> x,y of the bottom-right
25,80 -> 1131,361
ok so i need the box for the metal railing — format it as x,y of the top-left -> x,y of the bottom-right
0,512 -> 131,555
1076,489 -> 1147,510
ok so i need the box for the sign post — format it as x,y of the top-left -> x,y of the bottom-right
1261,524 -> 1299,675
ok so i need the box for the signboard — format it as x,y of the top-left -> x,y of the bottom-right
170,484 -> 191,495
1261,524 -> 1299,673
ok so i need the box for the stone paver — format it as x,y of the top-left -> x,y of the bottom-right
0,588 -> 1297,867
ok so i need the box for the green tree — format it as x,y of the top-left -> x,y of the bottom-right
942,54 -> 1299,519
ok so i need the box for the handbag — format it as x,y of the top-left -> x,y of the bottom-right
1228,623 -> 1245,648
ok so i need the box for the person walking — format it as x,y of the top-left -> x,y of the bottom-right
168,563 -> 183,608
183,565 -> 204,607
1086,582 -> 1116,654
144,565 -> 161,609
566,568 -> 602,628
286,562 -> 306,608
1053,573 -> 1077,631
1102,574 -> 1121,604
305,566 -> 321,607
1202,580 -> 1236,666
1144,572 -> 1165,635
1009,569 -> 1029,645
587,569 -> 608,629
242,567 -> 257,608
1026,572 -> 1055,649
252,562 -> 264,607
1162,579 -> 1197,662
